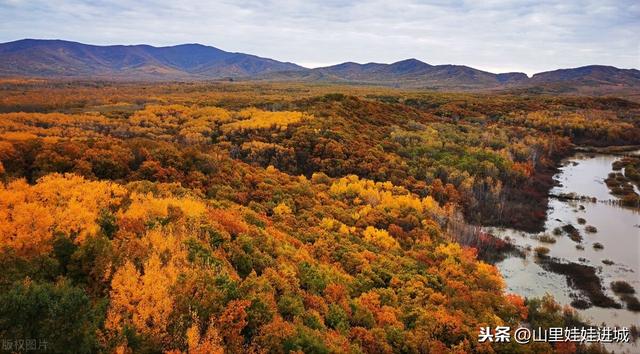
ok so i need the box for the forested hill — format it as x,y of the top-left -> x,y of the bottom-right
0,39 -> 305,79
1,39 -> 639,96
0,81 -> 637,353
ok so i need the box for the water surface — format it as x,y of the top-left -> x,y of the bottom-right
489,152 -> 640,352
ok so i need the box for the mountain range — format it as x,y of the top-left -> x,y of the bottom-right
1,39 -> 639,93
0,39 -> 304,80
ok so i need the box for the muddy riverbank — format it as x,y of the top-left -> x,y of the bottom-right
486,150 -> 640,352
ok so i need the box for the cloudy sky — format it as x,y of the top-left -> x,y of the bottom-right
0,0 -> 638,75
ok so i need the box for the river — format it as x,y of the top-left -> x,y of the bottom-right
487,151 -> 640,352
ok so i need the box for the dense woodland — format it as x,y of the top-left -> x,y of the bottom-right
0,80 -> 638,353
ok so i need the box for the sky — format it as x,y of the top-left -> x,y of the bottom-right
0,0 -> 638,75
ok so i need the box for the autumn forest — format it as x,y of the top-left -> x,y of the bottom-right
0,80 -> 639,353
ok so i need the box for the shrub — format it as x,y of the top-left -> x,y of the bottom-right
537,234 -> 556,244
584,225 -> 598,233
611,281 -> 635,294
620,295 -> 640,312
534,246 -> 550,257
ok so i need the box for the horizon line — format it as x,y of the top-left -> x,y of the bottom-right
2,38 -> 639,77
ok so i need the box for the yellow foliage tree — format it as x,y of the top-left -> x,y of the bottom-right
106,253 -> 180,346
0,174 -> 126,256
363,226 -> 399,250
186,318 -> 224,354
120,192 -> 206,221
273,202 -> 292,216
221,109 -> 308,133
